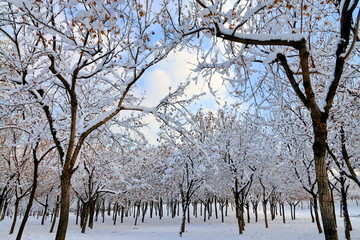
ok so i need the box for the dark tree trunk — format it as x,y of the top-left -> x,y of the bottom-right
1,200 -> 9,221
313,121 -> 338,240
134,202 -> 140,226
193,202 -> 197,218
141,201 -> 148,223
41,195 -> 49,225
50,196 -> 60,233
150,201 -> 154,218
262,200 -> 268,228
187,204 -> 190,224
159,198 -> 163,220
281,202 -> 285,224
310,200 -> 315,223
76,199 -> 80,225
120,206 -> 125,223
81,202 -> 89,233
340,176 -> 352,240
246,202 -> 250,224
88,200 -> 96,229
107,201 -> 111,216
313,195 -> 323,234
16,156 -> 39,240
113,203 -> 118,225
55,170 -> 72,240
101,200 -> 105,223
214,197 -> 218,219
219,203 -> 224,223
9,198 -> 19,234
252,200 -> 259,222
95,202 -> 100,222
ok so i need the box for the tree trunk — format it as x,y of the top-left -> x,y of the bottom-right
41,195 -> 49,225
340,176 -> 352,240
107,201 -> 111,216
262,200 -> 268,228
312,195 -> 323,234
246,202 -> 250,224
281,202 -> 285,224
55,171 -> 72,240
101,200 -> 105,223
310,200 -> 315,223
141,202 -> 148,223
203,202 -> 207,222
1,200 -> 9,221
113,203 -> 118,225
150,201 -> 153,218
9,198 -> 19,234
179,201 -> 188,236
76,199 -> 80,225
313,122 -> 338,240
220,204 -> 224,223
187,204 -> 190,224
81,203 -> 89,233
134,203 -> 140,226
252,201 -> 258,222
214,197 -> 218,219
159,198 -> 163,220
50,196 -> 60,233
16,157 -> 39,240
88,200 -> 96,229
120,206 -> 125,223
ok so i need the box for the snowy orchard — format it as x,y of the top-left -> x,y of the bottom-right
0,1 -> 360,240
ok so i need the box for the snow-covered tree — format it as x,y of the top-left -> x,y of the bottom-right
185,1 -> 360,239
0,1 -> 187,239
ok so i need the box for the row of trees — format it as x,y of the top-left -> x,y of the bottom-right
1,0 -> 359,240
1,106 -> 359,238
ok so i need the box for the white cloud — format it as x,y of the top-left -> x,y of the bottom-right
136,49 -> 238,144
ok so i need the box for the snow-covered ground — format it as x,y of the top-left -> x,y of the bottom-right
1,201 -> 359,240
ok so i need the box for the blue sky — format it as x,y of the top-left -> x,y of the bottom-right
135,49 -> 238,144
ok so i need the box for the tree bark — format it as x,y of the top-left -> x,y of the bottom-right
50,196 -> 60,233
340,176 -> 352,240
16,156 -> 39,240
55,170 -> 72,240
313,122 -> 338,240
262,200 -> 268,228
9,198 -> 19,234
312,195 -> 323,234
41,195 -> 49,225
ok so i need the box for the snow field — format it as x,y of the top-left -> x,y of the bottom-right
0,201 -> 359,240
